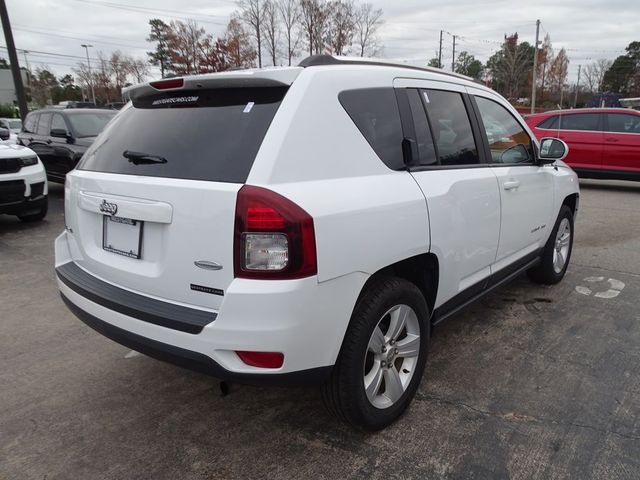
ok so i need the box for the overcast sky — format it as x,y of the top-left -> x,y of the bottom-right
2,0 -> 637,83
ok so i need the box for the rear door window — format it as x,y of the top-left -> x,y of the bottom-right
79,87 -> 287,183
422,89 -> 480,166
23,113 -> 38,133
339,87 -> 404,170
36,113 -> 51,136
538,116 -> 558,129
559,113 -> 601,131
606,113 -> 640,133
406,89 -> 437,166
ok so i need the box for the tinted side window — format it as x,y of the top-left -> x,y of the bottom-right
339,88 -> 404,170
559,113 -> 600,131
36,113 -> 52,136
606,113 -> 640,133
23,113 -> 38,133
51,114 -> 67,132
538,115 -> 558,129
406,89 -> 437,166
423,89 -> 479,166
475,96 -> 533,164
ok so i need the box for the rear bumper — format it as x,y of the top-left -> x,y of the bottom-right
55,230 -> 368,385
59,293 -> 331,385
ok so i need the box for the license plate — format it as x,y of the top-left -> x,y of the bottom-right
102,216 -> 143,259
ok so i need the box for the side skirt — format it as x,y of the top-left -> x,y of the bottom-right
431,248 -> 542,326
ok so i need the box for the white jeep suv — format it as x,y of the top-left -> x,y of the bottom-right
55,56 -> 579,430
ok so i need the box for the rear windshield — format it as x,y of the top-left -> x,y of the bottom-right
79,87 -> 287,183
67,112 -> 117,137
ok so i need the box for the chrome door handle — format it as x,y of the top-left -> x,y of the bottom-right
503,180 -> 520,190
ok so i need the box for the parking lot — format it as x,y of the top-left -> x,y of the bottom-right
1,179 -> 639,479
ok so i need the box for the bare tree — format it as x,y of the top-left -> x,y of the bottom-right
300,0 -> 330,55
583,59 -> 613,93
167,20 -> 208,74
225,16 -> 257,68
238,0 -> 266,68
277,0 -> 300,65
263,0 -> 279,65
127,58 -> 150,84
353,2 -> 383,57
109,51 -> 129,91
328,0 -> 356,56
547,47 -> 569,97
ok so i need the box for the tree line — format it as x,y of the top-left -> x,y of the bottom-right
146,0 -> 384,76
429,33 -> 639,108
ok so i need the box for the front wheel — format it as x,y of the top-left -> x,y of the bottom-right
321,277 -> 430,431
528,205 -> 574,284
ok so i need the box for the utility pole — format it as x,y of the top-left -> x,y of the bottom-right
452,35 -> 457,72
531,19 -> 541,114
573,64 -> 581,108
81,44 -> 96,106
0,0 -> 28,120
438,30 -> 443,69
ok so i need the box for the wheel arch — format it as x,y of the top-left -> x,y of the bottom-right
562,192 -> 579,218
355,253 -> 439,318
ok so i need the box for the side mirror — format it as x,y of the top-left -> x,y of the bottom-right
50,128 -> 69,138
538,137 -> 568,164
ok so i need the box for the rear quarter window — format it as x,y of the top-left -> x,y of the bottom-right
338,87 -> 404,170
79,87 -> 287,183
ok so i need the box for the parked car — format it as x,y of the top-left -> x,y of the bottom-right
0,127 -> 9,142
0,117 -> 22,145
19,108 -> 117,182
526,108 -> 640,181
0,144 -> 48,221
55,56 -> 579,430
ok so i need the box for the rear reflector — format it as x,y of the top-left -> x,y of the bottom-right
236,351 -> 284,369
150,78 -> 184,90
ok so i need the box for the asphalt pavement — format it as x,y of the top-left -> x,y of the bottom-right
1,179 -> 639,479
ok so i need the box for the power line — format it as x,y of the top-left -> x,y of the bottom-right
70,0 -> 229,26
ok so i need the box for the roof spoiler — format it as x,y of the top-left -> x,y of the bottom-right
123,67 -> 302,102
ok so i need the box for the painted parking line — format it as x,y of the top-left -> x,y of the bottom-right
575,276 -> 625,299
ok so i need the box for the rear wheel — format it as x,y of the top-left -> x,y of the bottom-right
18,197 -> 48,222
528,205 -> 574,284
322,277 -> 430,431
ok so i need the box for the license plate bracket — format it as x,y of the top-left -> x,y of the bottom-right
102,215 -> 143,259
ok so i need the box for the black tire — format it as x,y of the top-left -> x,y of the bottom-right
18,197 -> 48,223
528,205 -> 574,285
321,276 -> 430,431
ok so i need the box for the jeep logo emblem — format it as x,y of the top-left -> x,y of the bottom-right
99,199 -> 118,216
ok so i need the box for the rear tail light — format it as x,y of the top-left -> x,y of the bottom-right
236,351 -> 284,369
234,185 -> 317,279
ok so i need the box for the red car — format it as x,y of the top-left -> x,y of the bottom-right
525,108 -> 640,181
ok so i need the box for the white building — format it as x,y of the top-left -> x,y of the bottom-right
0,69 -> 29,106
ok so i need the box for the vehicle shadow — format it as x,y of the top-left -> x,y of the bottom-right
579,179 -> 640,193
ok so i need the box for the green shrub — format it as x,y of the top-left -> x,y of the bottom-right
0,103 -> 17,118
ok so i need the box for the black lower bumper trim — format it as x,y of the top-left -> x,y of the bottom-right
56,262 -> 216,334
0,196 -> 46,215
61,293 -> 332,386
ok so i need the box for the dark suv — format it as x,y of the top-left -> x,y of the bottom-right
19,108 -> 117,182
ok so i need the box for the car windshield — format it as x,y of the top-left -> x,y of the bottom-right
67,112 -> 116,137
7,119 -> 21,130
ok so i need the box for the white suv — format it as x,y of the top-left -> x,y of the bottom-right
55,56 -> 579,430
0,144 -> 48,221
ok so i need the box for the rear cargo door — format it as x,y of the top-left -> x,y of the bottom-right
66,86 -> 288,310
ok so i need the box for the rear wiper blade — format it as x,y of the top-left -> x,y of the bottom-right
123,150 -> 167,165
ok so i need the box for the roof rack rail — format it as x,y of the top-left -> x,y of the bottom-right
298,54 -> 474,82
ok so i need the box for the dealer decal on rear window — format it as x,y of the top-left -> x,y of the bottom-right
152,96 -> 199,106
